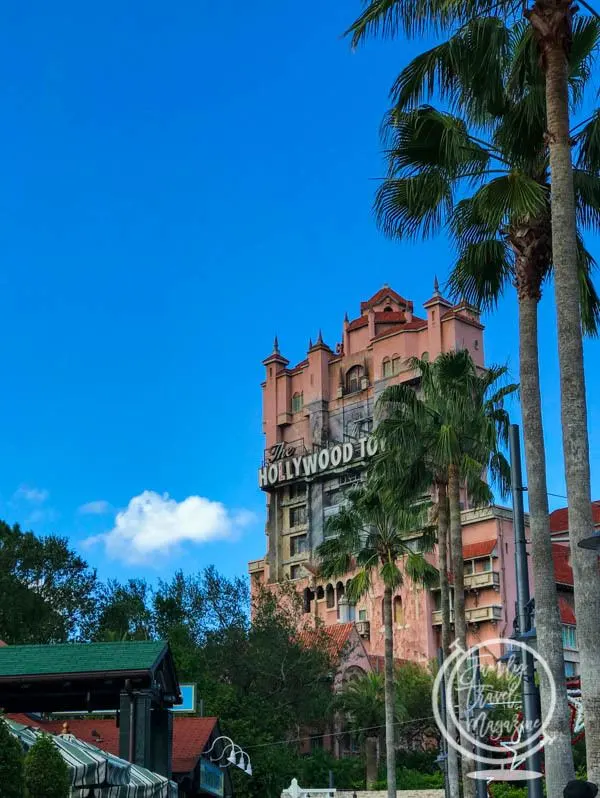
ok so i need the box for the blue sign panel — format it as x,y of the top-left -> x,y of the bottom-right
200,759 -> 224,797
174,683 -> 196,713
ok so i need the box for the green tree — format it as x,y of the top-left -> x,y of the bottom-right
317,486 -> 437,798
24,736 -> 69,798
395,661 -> 433,721
0,717 -> 25,798
336,671 -> 385,787
377,351 -> 515,794
345,0 -> 600,784
0,521 -> 98,644
92,579 -> 153,641
373,17 -> 600,791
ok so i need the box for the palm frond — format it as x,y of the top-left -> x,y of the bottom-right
573,168 -> 600,229
574,110 -> 600,172
576,233 -> 600,338
447,238 -> 513,309
374,170 -> 453,240
467,173 -> 549,230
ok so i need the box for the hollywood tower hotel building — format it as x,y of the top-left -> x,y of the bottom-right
249,285 -> 580,671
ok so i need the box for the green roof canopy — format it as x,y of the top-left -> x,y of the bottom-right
0,641 -> 180,713
0,641 -> 167,679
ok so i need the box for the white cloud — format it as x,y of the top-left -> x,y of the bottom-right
78,500 -> 112,515
85,490 -> 254,563
14,485 -> 49,504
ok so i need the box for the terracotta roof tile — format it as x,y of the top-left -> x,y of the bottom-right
299,623 -> 355,661
549,501 -> 600,534
347,316 -> 368,332
372,318 -> 427,340
374,311 -> 406,323
463,540 -> 497,559
559,597 -> 576,625
9,715 -> 218,775
361,287 -> 412,312
552,544 -> 573,585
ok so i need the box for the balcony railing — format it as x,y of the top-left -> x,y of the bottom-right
248,558 -> 266,574
432,605 -> 503,626
465,571 -> 500,590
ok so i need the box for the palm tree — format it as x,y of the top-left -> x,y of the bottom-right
317,486 -> 437,798
336,671 -> 386,787
345,0 -> 600,782
371,17 -> 600,793
377,350 -> 516,795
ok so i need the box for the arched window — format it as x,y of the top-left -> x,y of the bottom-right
382,357 -> 392,378
336,581 -> 345,603
343,666 -> 366,684
346,365 -> 364,394
392,354 -> 401,374
316,585 -> 325,601
292,392 -> 304,413
303,588 -> 313,614
394,596 -> 404,626
384,305 -> 393,312
326,584 -> 335,609
421,351 -> 430,362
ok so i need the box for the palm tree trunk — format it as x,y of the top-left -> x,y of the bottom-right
518,292 -> 575,797
539,16 -> 600,782
365,736 -> 378,789
448,465 -> 474,798
437,482 -> 460,798
383,586 -> 397,798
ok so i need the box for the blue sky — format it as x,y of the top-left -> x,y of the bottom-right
0,1 -> 598,585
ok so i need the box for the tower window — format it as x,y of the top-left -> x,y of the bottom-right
289,505 -> 307,528
392,355 -> 401,374
394,596 -> 404,626
384,305 -> 393,312
346,365 -> 365,394
292,392 -> 304,413
382,358 -> 392,378
326,584 -> 335,608
290,565 -> 302,580
290,535 -> 309,557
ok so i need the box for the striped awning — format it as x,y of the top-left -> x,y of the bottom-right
8,721 -> 130,787
7,721 -> 177,798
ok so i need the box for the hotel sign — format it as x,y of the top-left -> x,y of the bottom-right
258,435 -> 382,489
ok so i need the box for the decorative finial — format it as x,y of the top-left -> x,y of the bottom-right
308,337 -> 313,349
273,336 -> 279,353
383,282 -> 389,288
433,276 -> 440,295
344,311 -> 349,323
317,329 -> 324,344
62,721 -> 70,735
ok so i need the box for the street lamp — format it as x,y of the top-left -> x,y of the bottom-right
204,736 -> 252,776
578,530 -> 600,551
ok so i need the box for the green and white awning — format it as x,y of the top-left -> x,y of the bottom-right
7,720 -> 177,798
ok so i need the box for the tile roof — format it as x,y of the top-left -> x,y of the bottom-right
552,544 -> 573,585
360,287 -> 412,312
0,641 -> 167,678
8,715 -> 219,776
559,597 -> 576,625
372,318 -> 428,340
374,311 -> 406,323
549,501 -> 600,534
347,316 -> 368,332
463,540 -> 497,559
299,623 -> 355,661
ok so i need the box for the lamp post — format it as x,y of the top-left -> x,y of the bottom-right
509,424 -> 543,798
204,736 -> 253,776
577,530 -> 600,550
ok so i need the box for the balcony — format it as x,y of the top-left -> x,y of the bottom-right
432,605 -> 503,626
355,620 -> 370,640
465,571 -> 500,590
248,558 -> 266,575
277,412 -> 292,427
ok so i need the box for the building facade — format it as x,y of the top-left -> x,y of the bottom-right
249,285 -> 581,673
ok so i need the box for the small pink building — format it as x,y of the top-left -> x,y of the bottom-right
249,285 -> 582,675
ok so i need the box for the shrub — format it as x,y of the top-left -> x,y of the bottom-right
488,782 -> 528,798
0,717 -> 25,798
373,766 -> 445,790
24,735 -> 69,798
